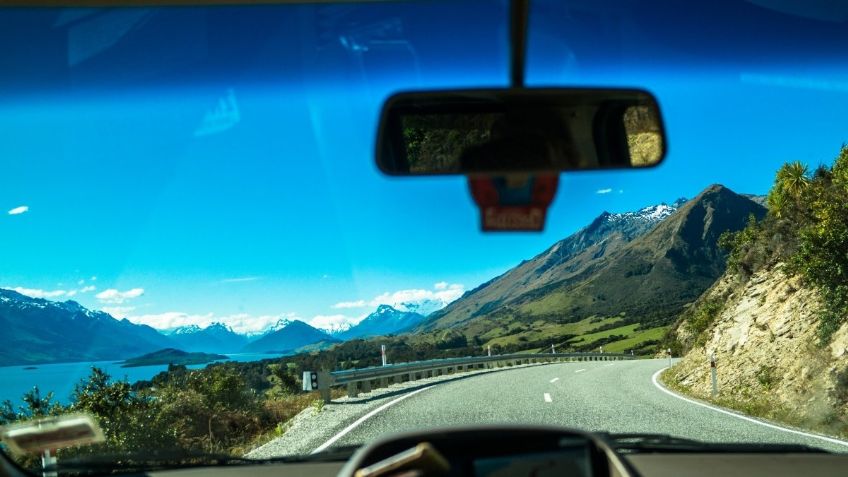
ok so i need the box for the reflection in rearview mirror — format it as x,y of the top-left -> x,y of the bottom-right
377,88 -> 667,176
624,105 -> 663,167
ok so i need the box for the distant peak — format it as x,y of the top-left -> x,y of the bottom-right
691,184 -> 740,202
207,322 -> 233,332
173,324 -> 202,335
271,318 -> 293,331
704,183 -> 728,194
376,304 -> 398,313
672,197 -> 688,208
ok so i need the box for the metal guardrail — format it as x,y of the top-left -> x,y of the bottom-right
305,352 -> 634,401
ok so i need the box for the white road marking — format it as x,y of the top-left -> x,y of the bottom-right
651,368 -> 848,448
544,393 -> 552,403
549,377 -> 560,383
605,363 -> 615,367
311,385 -> 433,454
575,369 -> 586,373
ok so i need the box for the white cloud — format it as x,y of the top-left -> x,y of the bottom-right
332,299 -> 367,309
618,189 -> 624,194
80,285 -> 96,293
90,276 -> 97,281
125,311 -> 303,335
309,314 -> 365,332
95,288 -> 144,304
127,311 -> 215,330
8,287 -> 68,299
7,206 -> 29,215
211,313 -> 293,335
77,279 -> 85,286
596,188 -> 613,194
219,276 -> 260,283
5,284 -> 97,300
368,282 -> 465,315
101,306 -> 136,318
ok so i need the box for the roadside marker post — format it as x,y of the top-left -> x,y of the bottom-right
42,449 -> 57,477
487,345 -> 492,357
667,348 -> 672,368
302,371 -> 319,391
710,352 -> 718,397
381,345 -> 387,367
551,344 -> 555,354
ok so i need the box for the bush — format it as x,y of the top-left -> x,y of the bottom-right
685,299 -> 724,345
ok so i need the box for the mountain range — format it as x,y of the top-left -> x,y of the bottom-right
164,322 -> 248,353
0,289 -> 173,365
0,184 -> 767,365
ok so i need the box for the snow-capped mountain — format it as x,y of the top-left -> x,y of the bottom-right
0,288 -> 174,365
340,305 -> 426,340
425,187 -> 765,332
166,324 -> 202,335
422,197 -> 690,329
320,321 -> 354,337
167,322 -> 247,353
242,320 -> 338,353
269,318 -> 294,333
601,198 -> 687,226
393,298 -> 450,317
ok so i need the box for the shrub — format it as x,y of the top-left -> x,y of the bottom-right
685,299 -> 724,346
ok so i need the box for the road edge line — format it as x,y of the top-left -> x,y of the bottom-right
651,367 -> 848,448
311,385 -> 434,454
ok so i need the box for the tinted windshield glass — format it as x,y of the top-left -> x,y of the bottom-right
2,0 -> 848,471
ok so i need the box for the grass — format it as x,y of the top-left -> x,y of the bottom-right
567,323 -> 641,346
482,316 -> 623,348
601,326 -> 670,353
229,388 -> 346,456
477,316 -> 667,355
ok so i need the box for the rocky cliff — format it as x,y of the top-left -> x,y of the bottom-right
664,263 -> 848,436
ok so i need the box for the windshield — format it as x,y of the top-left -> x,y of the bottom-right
2,0 -> 848,472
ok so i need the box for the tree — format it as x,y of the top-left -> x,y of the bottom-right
70,367 -> 177,454
266,363 -> 299,397
768,161 -> 810,219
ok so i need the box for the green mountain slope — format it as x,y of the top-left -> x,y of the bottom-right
419,185 -> 766,350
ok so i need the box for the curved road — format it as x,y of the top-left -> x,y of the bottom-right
325,359 -> 848,453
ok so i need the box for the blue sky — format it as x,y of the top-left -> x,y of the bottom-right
2,3 -> 848,334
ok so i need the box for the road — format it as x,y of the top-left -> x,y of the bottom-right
322,359 -> 848,453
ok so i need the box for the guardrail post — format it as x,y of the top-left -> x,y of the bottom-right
318,371 -> 331,402
347,382 -> 358,398
362,379 -> 372,393
379,377 -> 388,388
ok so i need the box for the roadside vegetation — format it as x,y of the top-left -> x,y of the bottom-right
662,146 -> 848,440
0,363 -> 321,471
717,146 -> 848,343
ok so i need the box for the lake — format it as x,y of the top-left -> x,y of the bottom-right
0,353 -> 284,406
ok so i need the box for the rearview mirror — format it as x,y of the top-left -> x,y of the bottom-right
376,88 -> 666,175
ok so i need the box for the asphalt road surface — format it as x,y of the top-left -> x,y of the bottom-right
324,359 -> 848,453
